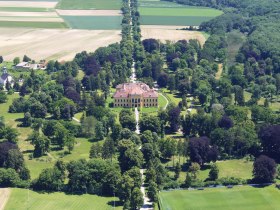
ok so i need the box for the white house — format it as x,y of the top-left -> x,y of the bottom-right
0,68 -> 13,88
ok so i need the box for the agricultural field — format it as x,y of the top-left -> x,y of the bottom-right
141,25 -> 207,46
5,188 -> 121,210
0,0 -> 122,61
0,1 -> 66,28
139,0 -> 223,26
62,16 -> 122,30
0,27 -> 121,61
159,185 -> 280,210
56,0 -> 122,10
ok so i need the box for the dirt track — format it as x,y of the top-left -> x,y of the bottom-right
0,188 -> 10,210
0,28 -> 121,61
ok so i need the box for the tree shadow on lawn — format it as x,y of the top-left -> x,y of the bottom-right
201,164 -> 211,171
247,180 -> 273,188
107,200 -> 123,208
22,149 -> 34,154
88,137 -> 103,143
160,157 -> 171,165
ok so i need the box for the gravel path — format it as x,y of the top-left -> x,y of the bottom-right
159,93 -> 169,110
0,188 -> 11,210
129,0 -> 153,208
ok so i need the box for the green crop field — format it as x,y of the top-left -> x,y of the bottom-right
159,185 -> 280,210
139,7 -> 223,17
56,0 -> 122,10
0,7 -> 53,12
62,16 -> 122,30
0,21 -> 67,28
140,16 -> 215,26
5,188 -> 122,210
139,0 -> 199,8
139,1 -> 223,26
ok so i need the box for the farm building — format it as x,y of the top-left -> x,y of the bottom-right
0,68 -> 13,88
113,82 -> 158,108
15,61 -> 47,70
15,62 -> 31,69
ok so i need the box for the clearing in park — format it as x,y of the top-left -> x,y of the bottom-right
4,188 -> 121,210
159,185 -> 280,210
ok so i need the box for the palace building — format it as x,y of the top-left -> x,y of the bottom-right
113,82 -> 158,108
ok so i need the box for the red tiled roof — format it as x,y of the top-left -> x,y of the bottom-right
113,82 -> 158,98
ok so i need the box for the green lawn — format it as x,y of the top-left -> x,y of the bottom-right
159,185 -> 280,210
199,159 -> 253,181
244,91 -> 280,112
0,94 -> 93,179
77,70 -> 85,80
5,188 -> 122,210
0,94 -> 33,152
167,159 -> 253,183
158,93 -> 168,108
62,16 -> 122,30
49,138 -> 92,162
74,112 -> 83,121
0,21 -> 67,28
56,0 -> 122,10
25,158 -> 54,180
25,137 -> 93,179
161,88 -> 181,105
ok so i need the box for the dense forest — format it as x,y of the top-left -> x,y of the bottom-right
168,0 -> 280,85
